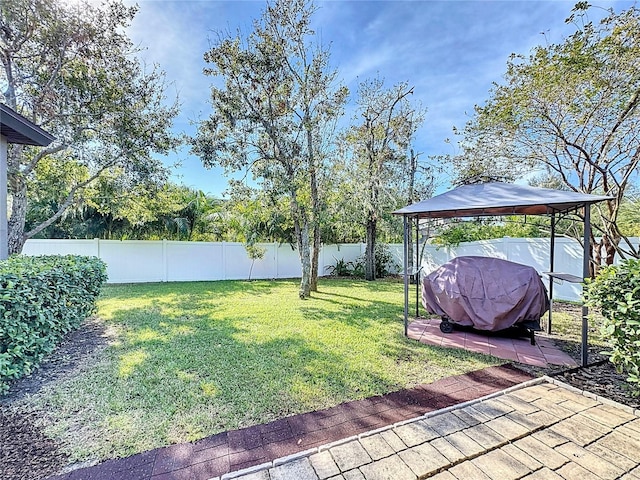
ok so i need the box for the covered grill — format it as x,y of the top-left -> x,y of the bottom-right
422,256 -> 549,342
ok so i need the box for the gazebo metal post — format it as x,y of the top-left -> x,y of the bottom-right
415,218 -> 420,317
582,205 -> 591,367
547,213 -> 556,334
403,215 -> 409,336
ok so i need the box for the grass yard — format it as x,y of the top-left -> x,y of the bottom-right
24,278 -> 500,463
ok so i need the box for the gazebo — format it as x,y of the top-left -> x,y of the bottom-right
1,104 -> 55,259
393,182 -> 612,366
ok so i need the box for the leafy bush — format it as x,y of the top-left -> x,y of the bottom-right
352,244 -> 399,278
0,255 -> 107,394
584,259 -> 640,396
326,257 -> 354,276
351,260 -> 366,278
373,243 -> 399,277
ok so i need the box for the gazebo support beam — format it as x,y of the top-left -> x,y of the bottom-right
403,215 -> 409,336
415,218 -> 420,317
582,206 -> 591,367
547,213 -> 556,334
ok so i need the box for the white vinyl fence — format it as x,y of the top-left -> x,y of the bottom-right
22,239 -> 369,284
22,237 -> 639,302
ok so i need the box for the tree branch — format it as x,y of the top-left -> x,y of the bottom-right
24,163 -> 114,239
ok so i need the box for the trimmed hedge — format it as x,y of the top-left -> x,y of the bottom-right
0,255 -> 107,394
584,258 -> 640,397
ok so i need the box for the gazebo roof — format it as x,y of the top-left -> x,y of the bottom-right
393,182 -> 612,219
1,104 -> 55,146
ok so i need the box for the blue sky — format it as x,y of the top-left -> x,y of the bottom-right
125,0 -> 633,197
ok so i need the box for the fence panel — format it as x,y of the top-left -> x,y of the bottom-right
166,242 -> 224,282
99,240 -> 164,283
22,239 -> 99,257
274,245 -> 302,279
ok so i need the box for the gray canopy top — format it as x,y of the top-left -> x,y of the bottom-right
393,182 -> 612,219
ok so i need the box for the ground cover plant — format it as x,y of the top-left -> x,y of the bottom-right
12,278 -> 499,464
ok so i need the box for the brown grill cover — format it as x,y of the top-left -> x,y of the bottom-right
422,256 -> 549,331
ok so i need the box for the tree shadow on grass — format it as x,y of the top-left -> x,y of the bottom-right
99,279 -> 285,301
35,299 -> 406,460
298,296 -> 403,329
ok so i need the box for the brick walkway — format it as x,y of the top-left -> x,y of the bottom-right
47,365 -> 531,480
408,318 -> 577,368
224,378 -> 640,480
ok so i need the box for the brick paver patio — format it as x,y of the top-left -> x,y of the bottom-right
224,378 -> 640,480
408,318 -> 578,368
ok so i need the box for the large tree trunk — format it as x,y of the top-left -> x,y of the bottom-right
298,220 -> 312,299
591,232 -> 621,277
365,215 -> 376,281
603,234 -> 619,266
309,150 -> 320,292
291,192 -> 312,299
7,175 -> 28,255
311,223 -> 320,291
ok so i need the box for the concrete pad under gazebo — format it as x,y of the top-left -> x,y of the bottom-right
0,103 -> 55,259
393,182 -> 612,366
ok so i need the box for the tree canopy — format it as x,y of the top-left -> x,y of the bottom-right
1,0 -> 179,253
337,78 -> 427,280
450,3 -> 640,267
192,0 -> 347,298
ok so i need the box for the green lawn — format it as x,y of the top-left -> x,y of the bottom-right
29,279 -> 500,463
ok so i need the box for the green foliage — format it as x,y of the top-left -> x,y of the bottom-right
448,3 -> 640,262
617,194 -> 640,237
584,259 -> 640,396
326,258 -> 354,276
245,243 -> 267,281
433,217 -> 546,246
327,245 -> 398,279
245,244 -> 267,261
192,0 -> 348,298
373,243 -> 398,278
352,244 -> 399,278
0,255 -> 107,393
338,78 -> 426,280
27,177 -> 233,242
224,187 -> 295,245
2,0 -> 179,252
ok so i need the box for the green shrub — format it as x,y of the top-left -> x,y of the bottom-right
373,243 -> 399,278
0,255 -> 107,394
352,244 -> 399,279
584,259 -> 640,396
326,258 -> 354,276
